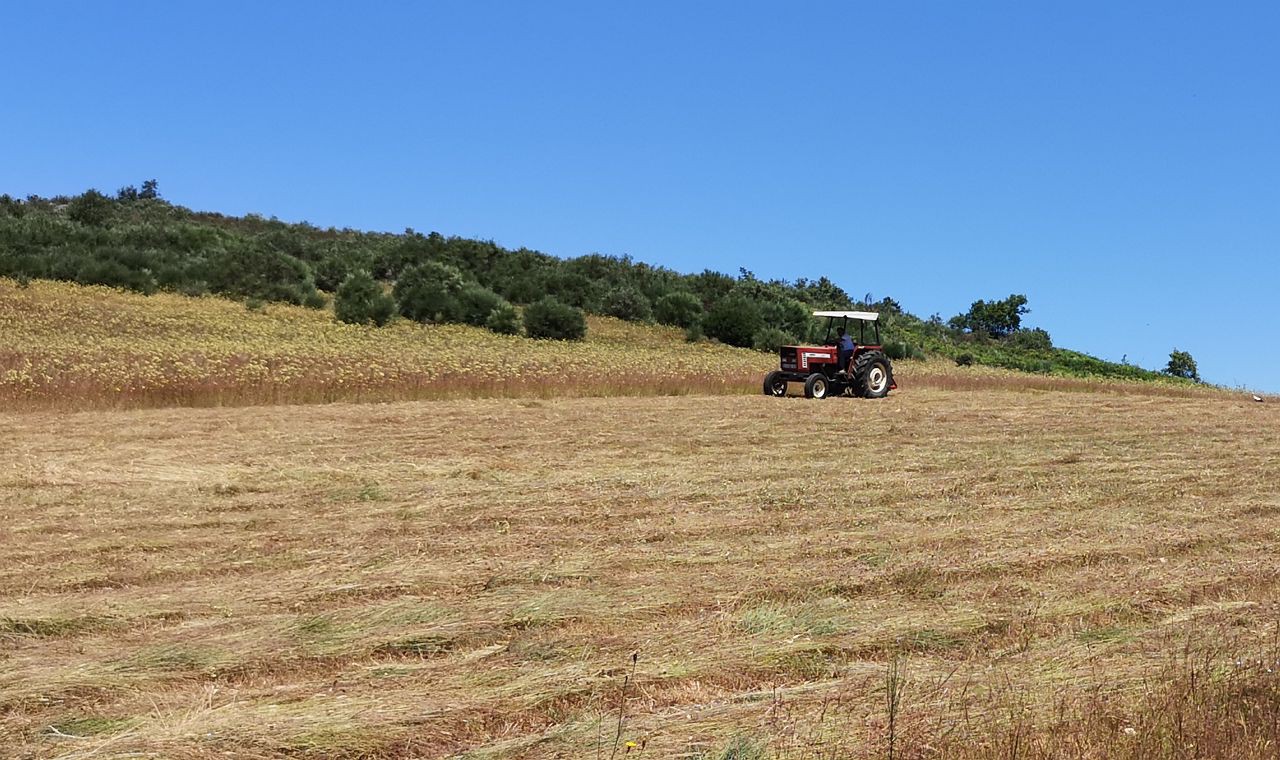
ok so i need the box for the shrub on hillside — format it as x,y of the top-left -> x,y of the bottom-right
314,245 -> 375,292
884,341 -> 921,360
201,240 -> 319,305
702,294 -> 762,348
66,190 -> 114,227
544,270 -> 599,311
0,194 -> 23,218
654,291 -> 703,329
485,302 -> 522,335
601,285 -> 653,322
759,297 -> 812,340
523,296 -> 586,340
334,271 -> 395,326
1007,327 -> 1053,351
457,283 -> 506,327
394,261 -> 466,323
752,327 -> 792,353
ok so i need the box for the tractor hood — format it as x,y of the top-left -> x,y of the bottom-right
779,345 -> 837,373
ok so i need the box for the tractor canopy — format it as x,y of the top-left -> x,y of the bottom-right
812,310 -> 881,346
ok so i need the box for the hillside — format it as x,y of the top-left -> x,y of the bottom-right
0,279 -> 1211,411
4,390 -> 1279,758
0,188 -> 1191,385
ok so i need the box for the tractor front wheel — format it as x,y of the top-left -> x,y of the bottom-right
763,371 -> 788,397
852,351 -> 893,398
803,373 -> 829,399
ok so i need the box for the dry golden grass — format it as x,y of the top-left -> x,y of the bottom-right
3,388 -> 1279,758
0,278 -> 1220,412
0,279 -> 771,409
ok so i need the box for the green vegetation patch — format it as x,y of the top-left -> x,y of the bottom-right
376,633 -> 455,657
47,716 -> 135,738
1076,625 -> 1134,646
1,614 -> 118,637
736,600 -> 850,637
121,644 -> 224,673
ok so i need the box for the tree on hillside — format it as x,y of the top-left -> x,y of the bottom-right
1164,349 -> 1200,382
485,302 -> 522,335
653,291 -> 703,329
524,296 -> 586,340
334,271 -> 395,326
394,261 -> 466,323
67,190 -> 114,227
1008,327 -> 1053,351
949,294 -> 1030,338
792,276 -> 853,309
702,294 -> 762,348
600,284 -> 652,322
456,283 -> 508,327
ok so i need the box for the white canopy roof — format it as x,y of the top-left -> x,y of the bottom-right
812,310 -> 879,321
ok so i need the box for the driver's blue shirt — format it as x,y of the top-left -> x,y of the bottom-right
838,335 -> 855,352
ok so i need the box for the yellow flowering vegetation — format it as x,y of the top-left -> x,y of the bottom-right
0,278 -> 776,409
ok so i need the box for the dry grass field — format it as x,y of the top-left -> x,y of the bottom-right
0,279 -> 773,410
0,279 -> 1211,411
4,387 -> 1279,759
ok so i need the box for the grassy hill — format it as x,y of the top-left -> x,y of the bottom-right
0,188 -> 1194,386
0,278 -> 1210,411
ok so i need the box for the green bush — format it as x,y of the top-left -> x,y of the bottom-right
314,246 -> 374,292
702,294 -> 762,348
67,190 -> 114,227
751,327 -> 792,353
457,283 -> 506,327
684,323 -> 705,342
1007,327 -> 1052,351
759,297 -> 811,339
394,261 -> 465,323
201,239 -> 319,305
523,296 -> 586,340
883,341 -> 909,360
334,271 -> 395,326
601,285 -> 652,321
0,194 -> 23,218
654,291 -> 703,329
485,302 -> 522,335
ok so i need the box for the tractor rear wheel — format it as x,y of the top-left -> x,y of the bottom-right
851,351 -> 892,398
803,373 -> 829,399
763,371 -> 788,397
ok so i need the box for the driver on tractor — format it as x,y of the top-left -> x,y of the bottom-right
836,327 -> 856,374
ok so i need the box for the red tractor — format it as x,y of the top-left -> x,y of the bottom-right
762,311 -> 896,399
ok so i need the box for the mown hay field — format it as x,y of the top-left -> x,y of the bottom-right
0,279 -> 772,409
0,279 -> 1212,412
3,388 -> 1279,758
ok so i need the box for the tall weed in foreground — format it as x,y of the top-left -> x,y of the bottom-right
740,638 -> 1280,759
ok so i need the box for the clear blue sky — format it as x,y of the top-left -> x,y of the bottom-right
4,2 -> 1278,390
